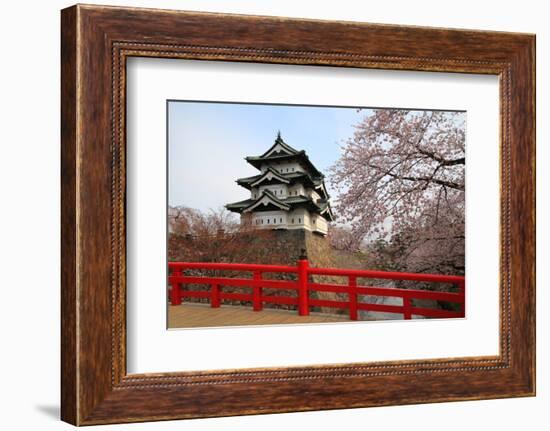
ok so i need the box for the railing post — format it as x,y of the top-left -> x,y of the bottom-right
170,268 -> 182,306
297,251 -> 309,316
211,284 -> 220,308
458,281 -> 465,316
253,271 -> 263,312
349,276 -> 358,320
403,296 -> 412,319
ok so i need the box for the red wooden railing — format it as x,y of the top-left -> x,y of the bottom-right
168,259 -> 465,320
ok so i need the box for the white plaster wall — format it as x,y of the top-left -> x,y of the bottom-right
262,161 -> 303,174
276,161 -> 303,174
287,208 -> 308,228
312,215 -> 329,234
288,183 -> 305,196
309,189 -> 321,202
248,207 -> 327,233
258,184 -> 288,197
246,206 -> 329,234
252,210 -> 287,227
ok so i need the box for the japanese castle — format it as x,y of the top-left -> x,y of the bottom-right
226,133 -> 334,235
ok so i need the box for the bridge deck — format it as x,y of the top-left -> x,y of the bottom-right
168,303 -> 350,328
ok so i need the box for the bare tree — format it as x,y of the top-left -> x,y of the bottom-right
168,206 -> 289,265
168,206 -> 239,237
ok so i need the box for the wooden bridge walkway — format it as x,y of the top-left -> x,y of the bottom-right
168,303 -> 349,329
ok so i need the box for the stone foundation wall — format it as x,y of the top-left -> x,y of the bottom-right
304,231 -> 349,314
253,229 -> 347,314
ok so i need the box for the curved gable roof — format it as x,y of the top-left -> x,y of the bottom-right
242,190 -> 290,213
245,151 -> 323,178
314,180 -> 330,199
250,167 -> 290,187
260,132 -> 300,158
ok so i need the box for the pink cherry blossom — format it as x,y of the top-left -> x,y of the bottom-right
329,109 -> 465,276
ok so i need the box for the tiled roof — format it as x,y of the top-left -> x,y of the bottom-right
226,190 -> 334,221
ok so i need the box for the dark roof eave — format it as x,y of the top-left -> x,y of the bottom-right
320,205 -> 335,221
250,167 -> 290,187
242,190 -> 290,212
245,152 -> 323,178
225,197 -> 255,212
238,173 -> 321,190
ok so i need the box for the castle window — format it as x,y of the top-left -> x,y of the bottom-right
280,218 -> 283,223
298,218 -> 301,223
274,218 -> 276,224
261,219 -> 264,224
267,219 -> 270,224
291,218 -> 294,224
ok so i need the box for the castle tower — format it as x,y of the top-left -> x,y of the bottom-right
226,132 -> 334,235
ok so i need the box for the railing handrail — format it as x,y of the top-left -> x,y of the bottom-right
308,266 -> 464,284
169,261 -> 464,284
169,261 -> 298,273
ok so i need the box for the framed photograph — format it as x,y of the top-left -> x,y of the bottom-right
165,101 -> 466,330
61,4 -> 535,425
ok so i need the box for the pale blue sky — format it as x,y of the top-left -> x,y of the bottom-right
168,101 -> 367,211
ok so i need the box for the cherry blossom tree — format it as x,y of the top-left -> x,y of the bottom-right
330,109 -> 465,275
168,206 -> 239,237
327,225 -> 361,252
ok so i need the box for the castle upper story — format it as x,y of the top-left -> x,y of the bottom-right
225,133 -> 334,235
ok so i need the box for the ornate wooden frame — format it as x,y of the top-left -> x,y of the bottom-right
61,4 -> 535,425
